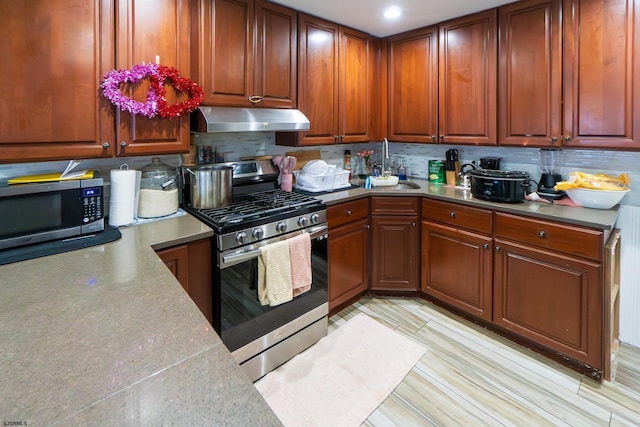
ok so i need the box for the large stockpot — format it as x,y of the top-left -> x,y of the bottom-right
469,169 -> 531,203
185,164 -> 234,208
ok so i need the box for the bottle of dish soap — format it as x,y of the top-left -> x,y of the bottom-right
398,159 -> 407,180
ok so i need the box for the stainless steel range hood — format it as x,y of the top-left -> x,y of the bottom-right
192,106 -> 310,133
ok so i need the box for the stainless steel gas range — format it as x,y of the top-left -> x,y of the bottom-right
183,159 -> 328,382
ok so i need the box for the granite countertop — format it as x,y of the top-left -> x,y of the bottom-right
316,178 -> 620,230
0,213 -> 282,427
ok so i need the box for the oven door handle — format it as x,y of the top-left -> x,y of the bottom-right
220,224 -> 328,267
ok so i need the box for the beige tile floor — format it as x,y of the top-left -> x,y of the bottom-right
329,295 -> 640,427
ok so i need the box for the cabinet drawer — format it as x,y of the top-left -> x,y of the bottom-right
422,198 -> 493,234
371,196 -> 419,215
495,212 -> 603,260
328,198 -> 369,228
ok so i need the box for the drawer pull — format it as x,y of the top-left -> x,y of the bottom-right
483,243 -> 489,249
538,230 -> 546,238
345,210 -> 352,216
449,212 -> 456,218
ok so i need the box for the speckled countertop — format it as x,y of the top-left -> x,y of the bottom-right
318,178 -> 620,230
0,213 -> 282,427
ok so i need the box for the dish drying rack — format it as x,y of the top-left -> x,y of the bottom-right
293,167 -> 350,193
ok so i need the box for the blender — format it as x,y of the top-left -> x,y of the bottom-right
537,148 -> 565,200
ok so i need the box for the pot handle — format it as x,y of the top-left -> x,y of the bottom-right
185,167 -> 196,176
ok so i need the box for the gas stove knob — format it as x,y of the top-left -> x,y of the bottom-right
276,222 -> 287,233
298,217 -> 309,227
310,213 -> 320,224
235,232 -> 248,244
252,228 -> 264,240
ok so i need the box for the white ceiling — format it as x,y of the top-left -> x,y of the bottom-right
270,0 -> 515,37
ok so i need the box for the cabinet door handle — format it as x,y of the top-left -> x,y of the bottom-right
495,246 -> 501,252
538,230 -> 546,238
564,135 -> 572,142
551,136 -> 558,143
412,222 -> 416,227
449,212 -> 456,218
483,243 -> 489,249
102,142 -> 110,149
365,224 -> 370,230
345,210 -> 352,216
248,95 -> 263,104
431,135 -> 436,143
439,135 -> 444,142
120,141 -> 128,147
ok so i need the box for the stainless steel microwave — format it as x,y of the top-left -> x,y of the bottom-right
0,175 -> 104,250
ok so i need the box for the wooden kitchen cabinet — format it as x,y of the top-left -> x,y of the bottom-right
562,0 -> 640,149
387,26 -> 438,144
156,238 -> 213,325
499,0 -> 640,149
0,0 -> 116,162
438,9 -> 497,145
115,0 -> 191,156
498,0 -> 563,147
327,199 -> 370,313
370,197 -> 419,292
191,0 -> 297,108
421,199 -> 493,320
494,212 -> 608,378
0,0 -> 193,162
277,15 -> 375,146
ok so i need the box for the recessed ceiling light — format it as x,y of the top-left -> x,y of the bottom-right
383,6 -> 403,19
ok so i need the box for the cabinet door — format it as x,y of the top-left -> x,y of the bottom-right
296,14 -> 340,145
255,0 -> 297,108
387,27 -> 438,143
115,0 -> 191,156
439,10 -> 497,145
563,0 -> 640,149
339,27 -> 375,143
422,221 -> 493,320
371,215 -> 419,291
0,0 -> 115,162
498,0 -> 562,147
193,0 -> 254,107
494,239 -> 602,368
328,218 -> 369,312
157,244 -> 190,291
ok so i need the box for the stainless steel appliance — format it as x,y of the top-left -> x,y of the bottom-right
183,160 -> 328,382
0,175 -> 104,250
469,169 -> 531,203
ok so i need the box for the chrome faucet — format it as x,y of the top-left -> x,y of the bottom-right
381,137 -> 390,175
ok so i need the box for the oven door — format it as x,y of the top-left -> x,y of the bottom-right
214,224 -> 328,354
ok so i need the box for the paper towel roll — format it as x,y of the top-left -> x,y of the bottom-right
109,169 -> 137,226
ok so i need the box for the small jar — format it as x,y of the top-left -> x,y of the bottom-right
138,158 -> 179,218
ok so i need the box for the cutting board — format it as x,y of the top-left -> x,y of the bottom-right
285,150 -> 321,171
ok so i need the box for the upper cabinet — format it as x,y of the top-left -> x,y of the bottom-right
0,0 -> 192,163
0,0 -> 115,162
191,0 -> 297,108
277,14 -> 375,146
439,10 -> 498,145
499,0 -> 639,149
115,0 -> 191,156
387,27 -> 438,143
562,0 -> 640,149
498,0 -> 562,147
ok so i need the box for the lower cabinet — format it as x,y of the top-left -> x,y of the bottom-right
370,197 -> 420,291
156,238 -> 213,325
421,198 -> 493,320
327,199 -> 369,312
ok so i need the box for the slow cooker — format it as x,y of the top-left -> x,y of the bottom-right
469,169 -> 531,203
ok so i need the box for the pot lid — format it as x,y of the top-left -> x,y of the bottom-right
469,169 -> 530,179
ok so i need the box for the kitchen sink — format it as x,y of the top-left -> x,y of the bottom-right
372,180 -> 421,190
